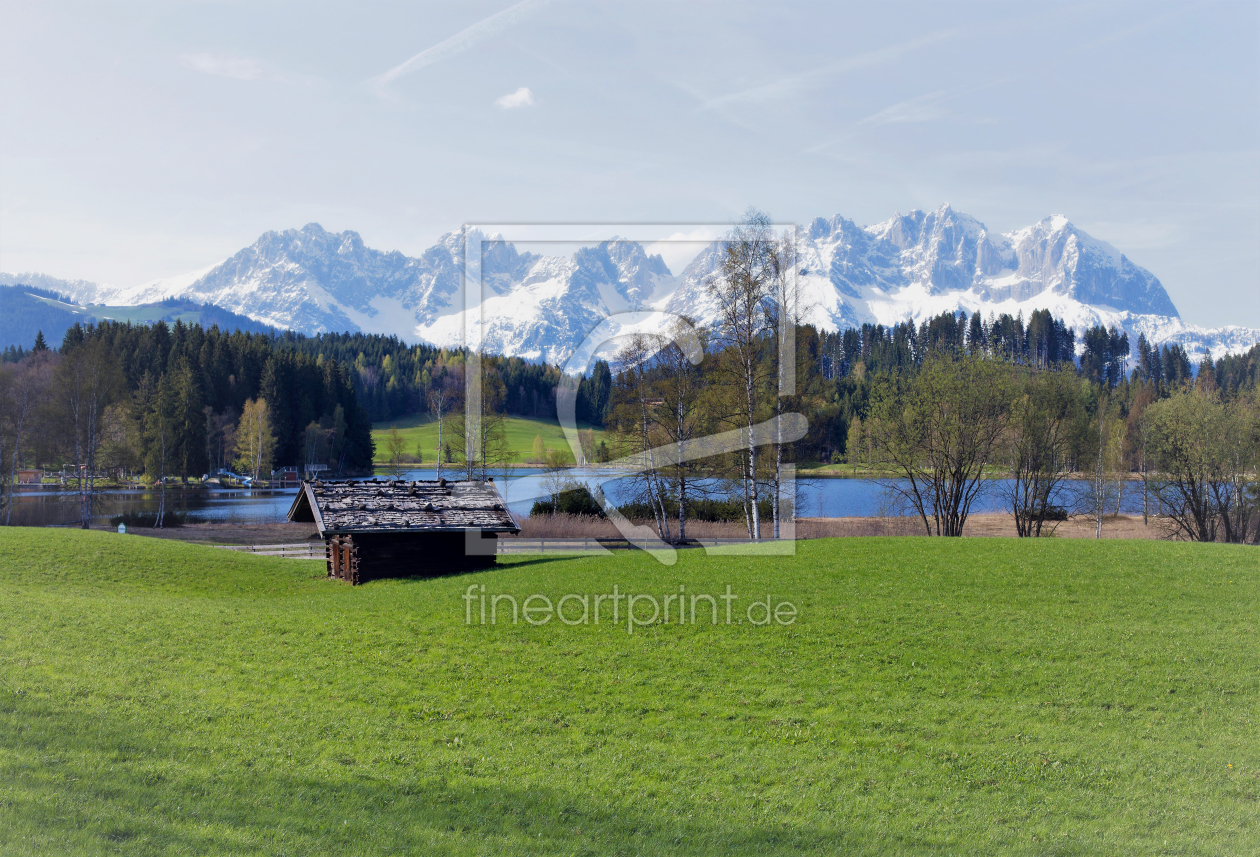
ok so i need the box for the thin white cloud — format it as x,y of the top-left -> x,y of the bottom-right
855,90 -> 950,128
700,28 -> 965,111
180,52 -> 264,81
804,90 -> 952,153
807,81 -> 1006,154
372,0 -> 551,93
495,87 -> 535,108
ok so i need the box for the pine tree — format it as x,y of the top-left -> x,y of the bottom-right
966,313 -> 985,355
32,330 -> 48,352
170,356 -> 206,481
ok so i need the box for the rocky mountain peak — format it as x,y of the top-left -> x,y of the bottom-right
11,204 -> 1249,363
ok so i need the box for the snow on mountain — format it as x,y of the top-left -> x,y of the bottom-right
6,205 -> 1256,362
170,223 -> 462,335
0,271 -> 112,305
666,204 -> 1249,360
0,267 -> 218,306
414,235 -> 677,362
108,264 -> 222,305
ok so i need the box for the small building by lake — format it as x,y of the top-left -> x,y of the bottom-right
286,477 -> 519,584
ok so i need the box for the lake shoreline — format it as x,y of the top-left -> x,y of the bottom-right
93,513 -> 1169,545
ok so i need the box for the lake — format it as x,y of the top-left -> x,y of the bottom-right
8,468 -> 1152,529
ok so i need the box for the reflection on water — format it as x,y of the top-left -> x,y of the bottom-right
8,470 -> 1149,528
395,469 -> 1150,520
7,487 -> 299,528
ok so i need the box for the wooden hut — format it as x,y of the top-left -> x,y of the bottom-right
287,477 -> 520,584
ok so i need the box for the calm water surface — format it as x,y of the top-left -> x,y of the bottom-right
9,470 -> 1148,528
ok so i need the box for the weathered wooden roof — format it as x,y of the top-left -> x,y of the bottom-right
287,478 -> 520,536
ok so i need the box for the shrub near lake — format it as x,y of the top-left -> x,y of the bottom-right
0,528 -> 1256,855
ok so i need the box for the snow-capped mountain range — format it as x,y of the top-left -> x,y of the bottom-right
5,204 -> 1257,364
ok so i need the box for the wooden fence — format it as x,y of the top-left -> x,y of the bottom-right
216,542 -> 325,559
215,538 -> 772,559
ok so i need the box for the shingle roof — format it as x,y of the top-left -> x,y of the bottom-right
287,478 -> 520,536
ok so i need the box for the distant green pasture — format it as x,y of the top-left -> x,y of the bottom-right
372,413 -> 609,466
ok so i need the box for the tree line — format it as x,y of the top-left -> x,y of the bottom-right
588,310 -> 1258,542
0,320 -> 376,526
277,331 -> 601,426
542,211 -> 1260,544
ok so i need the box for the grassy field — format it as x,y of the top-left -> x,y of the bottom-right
0,530 -> 1256,855
85,304 -> 203,325
28,294 -> 204,326
372,413 -> 609,466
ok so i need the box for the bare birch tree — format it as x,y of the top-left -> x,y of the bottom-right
764,228 -> 811,538
1081,403 -> 1115,539
427,372 -> 460,481
54,340 -> 123,528
707,209 -> 777,540
655,318 -> 707,541
612,333 -> 672,540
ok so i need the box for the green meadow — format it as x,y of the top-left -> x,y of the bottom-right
27,293 -> 205,326
372,413 -> 608,466
0,529 -> 1256,855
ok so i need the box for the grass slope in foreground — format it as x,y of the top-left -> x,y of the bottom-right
371,412 -> 607,466
0,531 -> 1256,855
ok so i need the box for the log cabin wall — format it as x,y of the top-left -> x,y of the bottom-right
326,534 -> 360,584
325,532 -> 497,584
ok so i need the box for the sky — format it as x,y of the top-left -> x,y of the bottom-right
2,0 -> 1258,327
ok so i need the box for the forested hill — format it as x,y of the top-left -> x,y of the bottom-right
0,284 -> 275,354
60,320 -> 376,477
0,286 -> 98,353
